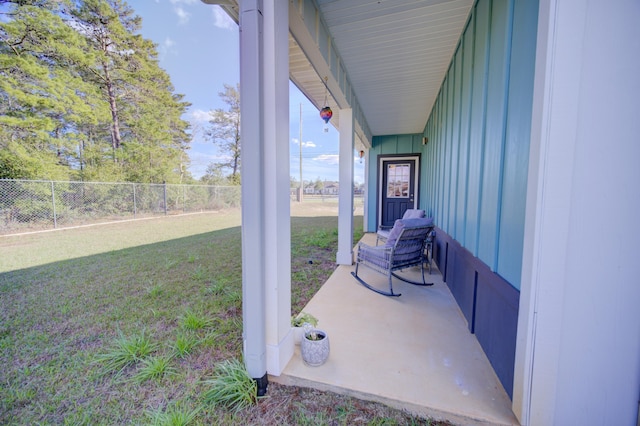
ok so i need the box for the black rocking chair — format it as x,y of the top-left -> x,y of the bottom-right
351,219 -> 434,297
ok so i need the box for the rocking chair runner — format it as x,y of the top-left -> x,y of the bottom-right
351,218 -> 434,297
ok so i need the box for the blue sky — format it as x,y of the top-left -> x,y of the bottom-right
132,0 -> 364,184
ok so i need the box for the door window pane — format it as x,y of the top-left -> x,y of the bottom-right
386,164 -> 410,198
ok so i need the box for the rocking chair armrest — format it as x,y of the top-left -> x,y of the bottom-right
375,228 -> 393,245
356,243 -> 393,263
357,241 -> 391,253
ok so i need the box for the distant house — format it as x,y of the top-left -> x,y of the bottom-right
303,184 -> 315,194
322,182 -> 338,195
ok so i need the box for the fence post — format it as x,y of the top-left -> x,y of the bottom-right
51,181 -> 57,228
132,183 -> 137,218
163,181 -> 167,215
183,185 -> 186,213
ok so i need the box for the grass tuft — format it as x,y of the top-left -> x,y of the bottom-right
134,355 -> 176,383
293,408 -> 332,426
202,358 -> 257,413
147,282 -> 163,297
190,265 -> 207,282
145,403 -> 201,426
179,310 -> 214,331
172,333 -> 200,358
94,330 -> 158,375
204,279 -> 227,296
222,289 -> 242,307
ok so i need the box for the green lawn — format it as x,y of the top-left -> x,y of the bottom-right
0,211 -> 442,425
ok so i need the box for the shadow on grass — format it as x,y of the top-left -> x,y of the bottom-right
0,215 -> 365,425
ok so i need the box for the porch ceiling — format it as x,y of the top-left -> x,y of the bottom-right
315,0 -> 474,136
216,0 -> 474,137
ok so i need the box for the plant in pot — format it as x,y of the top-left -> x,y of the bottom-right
300,323 -> 330,367
291,312 -> 318,345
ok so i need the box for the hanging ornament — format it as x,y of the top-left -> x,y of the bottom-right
320,106 -> 333,124
320,76 -> 332,132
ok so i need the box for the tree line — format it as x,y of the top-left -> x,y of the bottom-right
0,0 -> 192,184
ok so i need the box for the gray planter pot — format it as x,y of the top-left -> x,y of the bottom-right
300,329 -> 330,366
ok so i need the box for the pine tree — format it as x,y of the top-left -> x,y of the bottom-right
0,0 -> 192,183
0,1 -> 107,179
70,0 -> 192,183
206,84 -> 240,183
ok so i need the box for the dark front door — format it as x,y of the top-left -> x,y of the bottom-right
380,158 -> 418,228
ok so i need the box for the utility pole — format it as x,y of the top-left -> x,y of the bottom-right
298,103 -> 303,202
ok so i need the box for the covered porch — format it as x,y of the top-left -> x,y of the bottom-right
273,233 -> 518,426
203,0 -> 640,424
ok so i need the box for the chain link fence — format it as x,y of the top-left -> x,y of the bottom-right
0,179 -> 241,234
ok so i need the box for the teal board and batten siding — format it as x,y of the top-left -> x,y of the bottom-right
424,0 -> 537,291
366,0 -> 538,399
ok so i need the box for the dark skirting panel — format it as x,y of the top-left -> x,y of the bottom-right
445,242 -> 478,333
432,227 -> 519,399
433,235 -> 448,281
475,269 -> 519,399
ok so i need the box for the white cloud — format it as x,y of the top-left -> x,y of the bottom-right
158,37 -> 177,59
212,6 -> 236,30
169,0 -> 201,23
190,109 -> 213,123
185,109 -> 213,145
291,138 -> 316,148
173,6 -> 190,24
167,2 -> 234,29
315,154 -> 339,165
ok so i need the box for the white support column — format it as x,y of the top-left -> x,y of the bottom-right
262,0 -> 292,377
239,0 -> 267,393
362,147 -> 369,234
337,108 -> 354,265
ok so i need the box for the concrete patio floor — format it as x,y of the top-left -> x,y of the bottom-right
271,233 -> 519,426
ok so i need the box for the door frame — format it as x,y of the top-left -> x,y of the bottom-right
376,154 -> 421,229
